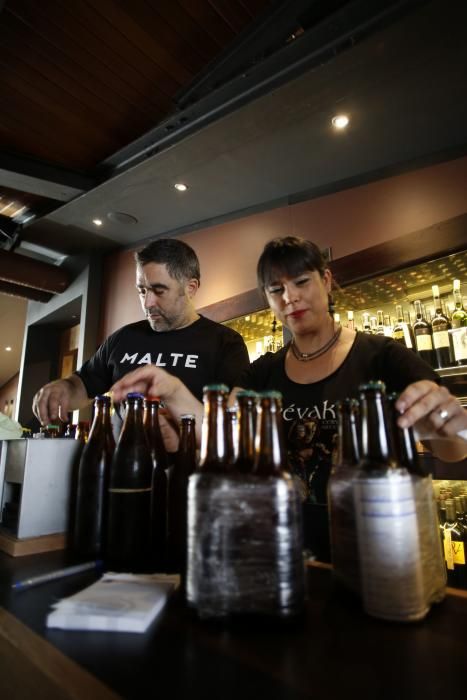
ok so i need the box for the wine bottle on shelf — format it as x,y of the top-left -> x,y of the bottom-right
413,300 -> 436,367
442,499 -> 467,589
361,312 -> 372,334
369,316 -> 378,334
347,310 -> 355,330
392,304 -> 414,349
383,313 -> 393,337
334,312 -> 341,324
431,284 -> 453,368
376,310 -> 385,336
451,279 -> 467,328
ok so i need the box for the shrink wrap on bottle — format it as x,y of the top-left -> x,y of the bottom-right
186,473 -> 305,618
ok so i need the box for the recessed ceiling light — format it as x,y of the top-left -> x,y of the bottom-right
5,346 -> 12,352
92,218 -> 103,226
174,183 -> 188,192
331,114 -> 350,129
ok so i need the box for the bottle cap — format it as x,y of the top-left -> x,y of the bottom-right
126,392 -> 144,400
202,384 -> 229,394
358,380 -> 386,394
258,390 -> 282,400
180,413 -> 195,421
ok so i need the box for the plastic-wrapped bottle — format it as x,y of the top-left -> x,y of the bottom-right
107,393 -> 153,572
328,398 -> 360,593
143,396 -> 168,571
354,381 -> 428,621
73,395 -> 115,559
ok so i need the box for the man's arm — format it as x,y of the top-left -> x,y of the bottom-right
32,374 -> 91,426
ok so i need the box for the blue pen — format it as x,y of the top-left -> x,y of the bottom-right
12,560 -> 103,591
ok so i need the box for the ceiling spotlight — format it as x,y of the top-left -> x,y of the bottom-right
92,218 -> 103,226
331,114 -> 350,129
5,346 -> 12,352
174,183 -> 188,192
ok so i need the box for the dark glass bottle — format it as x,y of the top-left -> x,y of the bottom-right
413,300 -> 435,367
235,390 -> 257,473
167,413 -> 197,575
107,392 -> 153,572
361,312 -> 372,334
198,384 -> 229,473
327,398 -> 360,592
451,279 -> 467,329
253,391 -> 288,476
355,381 -> 428,621
75,421 -> 90,443
442,499 -> 467,589
387,393 -> 426,477
376,310 -> 385,335
431,284 -> 452,368
392,304 -> 415,349
73,395 -> 115,559
143,397 -> 169,571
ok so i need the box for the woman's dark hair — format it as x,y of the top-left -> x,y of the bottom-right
135,238 -> 200,284
257,236 -> 328,290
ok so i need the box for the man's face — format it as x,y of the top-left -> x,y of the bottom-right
136,262 -> 194,332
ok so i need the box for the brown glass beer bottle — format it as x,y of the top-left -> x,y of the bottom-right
73,395 -> 115,559
253,391 -> 288,476
235,390 -> 257,473
107,392 -> 153,572
144,396 -> 168,571
198,384 -> 229,473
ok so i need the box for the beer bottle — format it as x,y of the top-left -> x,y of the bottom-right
167,414 -> 197,575
387,393 -> 426,477
354,381 -> 428,621
253,391 -> 288,476
107,392 -> 153,572
225,406 -> 239,466
73,395 -> 115,559
235,390 -> 257,473
143,397 -> 168,571
327,398 -> 360,592
75,421 -> 90,443
198,384 -> 229,473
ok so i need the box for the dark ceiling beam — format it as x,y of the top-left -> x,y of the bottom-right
102,0 -> 426,175
0,152 -> 96,202
0,249 -> 70,294
0,280 -> 52,303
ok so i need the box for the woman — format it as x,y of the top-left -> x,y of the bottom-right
111,237 -> 467,560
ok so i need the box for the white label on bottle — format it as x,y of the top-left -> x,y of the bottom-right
416,334 -> 433,351
353,473 -> 427,621
402,323 -> 413,348
433,331 -> 450,349
451,328 -> 467,361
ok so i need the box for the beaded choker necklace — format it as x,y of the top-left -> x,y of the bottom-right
290,323 -> 342,362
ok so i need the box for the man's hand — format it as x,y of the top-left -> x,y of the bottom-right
32,375 -> 89,426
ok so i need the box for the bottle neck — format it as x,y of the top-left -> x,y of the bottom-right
199,394 -> 228,472
254,398 -> 287,476
120,399 -> 146,443
337,405 -> 360,466
236,397 -> 256,470
360,392 -> 395,468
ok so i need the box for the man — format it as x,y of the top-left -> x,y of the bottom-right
33,238 -> 250,427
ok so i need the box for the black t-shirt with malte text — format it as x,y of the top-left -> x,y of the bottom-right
76,315 -> 250,401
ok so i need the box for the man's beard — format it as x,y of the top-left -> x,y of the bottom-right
146,308 -> 179,331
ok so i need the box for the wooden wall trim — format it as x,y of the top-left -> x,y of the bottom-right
199,214 -> 467,322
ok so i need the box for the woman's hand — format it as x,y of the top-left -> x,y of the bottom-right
395,380 -> 467,461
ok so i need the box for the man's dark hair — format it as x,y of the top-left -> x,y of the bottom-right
257,236 -> 327,289
135,238 -> 200,284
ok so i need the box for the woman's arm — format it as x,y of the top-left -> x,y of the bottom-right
395,380 -> 467,462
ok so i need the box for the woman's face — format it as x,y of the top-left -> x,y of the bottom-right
264,268 -> 332,335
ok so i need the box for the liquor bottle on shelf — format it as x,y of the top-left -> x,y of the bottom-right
442,499 -> 467,589
451,279 -> 467,328
143,396 -> 168,571
361,312 -> 372,334
431,285 -> 452,368
383,313 -> 393,337
413,300 -> 436,367
376,310 -> 385,336
334,312 -> 341,324
107,393 -> 153,572
369,316 -> 378,334
392,304 -> 414,349
73,395 -> 115,559
346,310 -> 355,330
328,398 -> 360,593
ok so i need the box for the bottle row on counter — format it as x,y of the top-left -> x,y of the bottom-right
71,381 -> 459,623
336,278 -> 467,368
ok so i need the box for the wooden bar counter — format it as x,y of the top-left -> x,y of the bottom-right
1,550 -> 466,700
